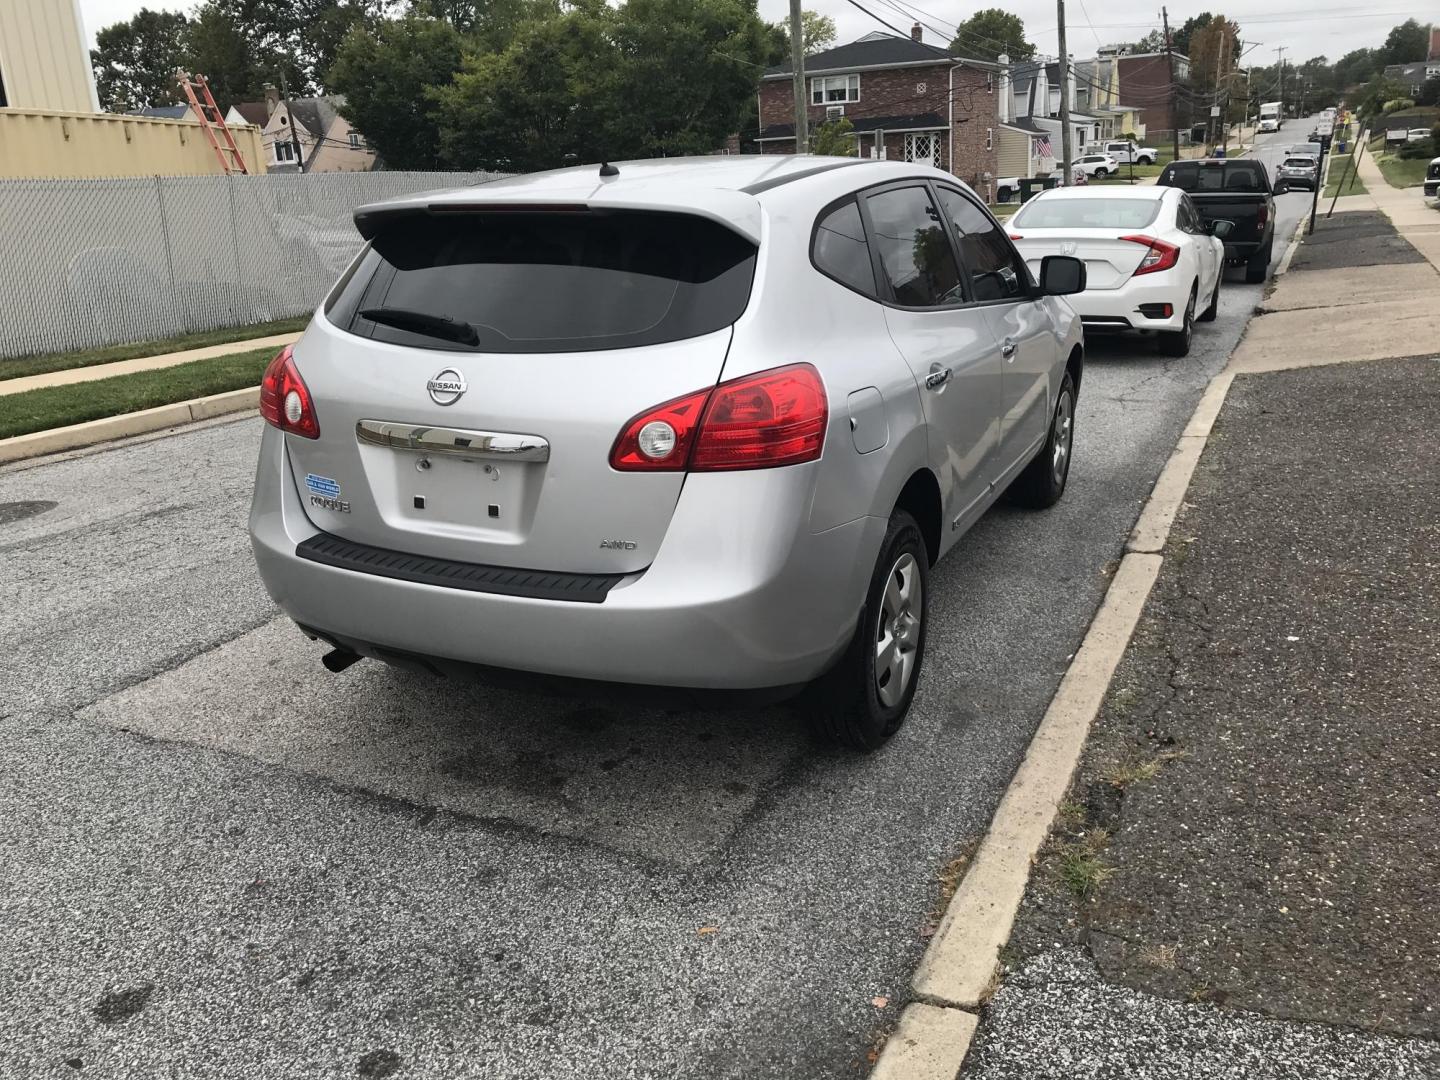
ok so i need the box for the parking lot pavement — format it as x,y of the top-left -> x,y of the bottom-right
0,196 -> 1308,1078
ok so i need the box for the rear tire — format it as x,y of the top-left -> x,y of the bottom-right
1008,372 -> 1076,509
1159,286 -> 1196,356
802,512 -> 929,751
1245,240 -> 1273,284
1198,271 -> 1221,322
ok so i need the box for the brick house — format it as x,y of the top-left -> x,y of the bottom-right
1112,51 -> 1190,142
755,28 -> 1006,201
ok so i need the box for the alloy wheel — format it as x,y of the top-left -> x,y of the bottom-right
1051,389 -> 1074,486
874,553 -> 923,708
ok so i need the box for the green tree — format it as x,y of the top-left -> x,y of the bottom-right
810,117 -> 855,155
406,0 -> 562,51
329,16 -> 465,168
801,11 -> 836,54
432,7 -> 615,171
763,10 -> 839,64
950,8 -> 1034,61
1381,19 -> 1430,66
1334,48 -> 1379,89
1171,13 -> 1212,57
605,0 -> 770,158
91,7 -> 190,112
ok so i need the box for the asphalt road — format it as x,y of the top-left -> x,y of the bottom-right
0,172 -> 1311,1078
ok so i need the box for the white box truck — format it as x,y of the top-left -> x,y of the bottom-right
1259,102 -> 1282,133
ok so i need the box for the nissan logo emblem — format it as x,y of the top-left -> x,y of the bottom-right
427,368 -> 467,406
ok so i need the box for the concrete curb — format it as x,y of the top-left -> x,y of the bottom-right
0,386 -> 258,464
871,1003 -> 979,1080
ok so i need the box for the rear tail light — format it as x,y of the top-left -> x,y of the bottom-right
610,364 -> 827,472
1008,233 -> 1023,241
259,345 -> 319,439
1256,202 -> 1269,232
1120,235 -> 1180,276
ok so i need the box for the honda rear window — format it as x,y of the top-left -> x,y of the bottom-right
1012,197 -> 1162,230
326,210 -> 757,353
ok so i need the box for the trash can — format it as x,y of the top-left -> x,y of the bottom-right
1019,176 -> 1060,202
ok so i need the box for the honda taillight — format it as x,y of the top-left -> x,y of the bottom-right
610,364 -> 827,472
258,345 -> 319,439
1120,235 -> 1181,276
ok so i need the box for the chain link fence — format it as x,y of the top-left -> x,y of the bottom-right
0,171 -> 506,362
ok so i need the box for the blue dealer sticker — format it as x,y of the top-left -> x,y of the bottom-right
304,474 -> 341,499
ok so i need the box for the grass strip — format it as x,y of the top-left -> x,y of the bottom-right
0,317 -> 306,383
0,347 -> 273,440
1323,163 -> 1366,198
1374,154 -> 1429,190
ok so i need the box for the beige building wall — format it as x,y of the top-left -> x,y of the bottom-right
307,113 -> 378,173
997,128 -> 1031,179
0,0 -> 100,112
0,110 -> 267,178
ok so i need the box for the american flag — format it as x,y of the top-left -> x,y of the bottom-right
1034,135 -> 1053,157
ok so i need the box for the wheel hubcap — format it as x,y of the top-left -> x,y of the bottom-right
1051,390 -> 1074,484
874,552 -> 922,708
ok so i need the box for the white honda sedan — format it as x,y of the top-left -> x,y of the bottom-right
1008,186 -> 1229,356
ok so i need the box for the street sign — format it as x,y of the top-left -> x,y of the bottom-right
1210,105 -> 1221,117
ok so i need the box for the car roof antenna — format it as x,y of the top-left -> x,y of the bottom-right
599,161 -> 620,177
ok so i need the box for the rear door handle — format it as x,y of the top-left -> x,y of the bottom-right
924,366 -> 952,390
1000,339 -> 1017,360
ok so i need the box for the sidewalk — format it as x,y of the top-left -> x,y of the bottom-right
0,331 -> 299,398
958,194 -> 1440,1076
1353,140 -> 1440,267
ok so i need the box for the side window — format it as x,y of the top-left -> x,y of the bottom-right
812,199 -> 877,296
935,187 -> 1025,302
863,186 -> 964,307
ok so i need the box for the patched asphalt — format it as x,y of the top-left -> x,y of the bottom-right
1289,209 -> 1426,271
0,188 -> 1312,1075
966,949 -> 1440,1079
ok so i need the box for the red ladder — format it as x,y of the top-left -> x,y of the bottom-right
176,72 -> 249,175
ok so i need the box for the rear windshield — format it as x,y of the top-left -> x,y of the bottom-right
1012,196 -> 1162,230
1158,161 -> 1266,193
325,210 -> 757,353
1283,158 -> 1315,168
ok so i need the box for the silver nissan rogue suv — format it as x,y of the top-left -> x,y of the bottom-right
249,155 -> 1086,749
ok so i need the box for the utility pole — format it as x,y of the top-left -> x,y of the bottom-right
279,68 -> 304,171
1163,6 -> 1179,163
789,0 -> 808,153
1057,0 -> 1072,185
1275,46 -> 1287,122
1210,31 -> 1226,147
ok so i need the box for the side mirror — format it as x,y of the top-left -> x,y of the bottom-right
1209,219 -> 1236,239
1039,255 -> 1086,296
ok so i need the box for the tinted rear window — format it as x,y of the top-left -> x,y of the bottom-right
1012,196 -> 1163,230
1158,162 -> 1266,192
1283,158 -> 1315,168
325,210 -> 756,353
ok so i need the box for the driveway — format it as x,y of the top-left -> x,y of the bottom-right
0,191 -> 1309,1078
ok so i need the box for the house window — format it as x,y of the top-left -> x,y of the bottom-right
274,141 -> 295,163
986,127 -> 993,151
904,132 -> 941,167
987,73 -> 994,94
348,132 -> 363,149
811,74 -> 859,105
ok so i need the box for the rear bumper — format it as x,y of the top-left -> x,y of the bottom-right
1066,276 -> 1192,332
248,426 -> 884,690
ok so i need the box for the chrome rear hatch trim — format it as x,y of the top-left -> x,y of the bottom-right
356,420 -> 550,463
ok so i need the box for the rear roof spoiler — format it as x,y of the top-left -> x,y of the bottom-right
354,188 -> 764,245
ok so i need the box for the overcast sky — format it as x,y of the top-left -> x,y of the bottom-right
78,0 -> 1423,69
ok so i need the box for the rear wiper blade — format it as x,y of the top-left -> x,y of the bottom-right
360,307 -> 479,346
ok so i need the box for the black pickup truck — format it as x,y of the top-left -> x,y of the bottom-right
1156,158 -> 1276,283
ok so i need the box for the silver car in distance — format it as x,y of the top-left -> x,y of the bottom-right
249,156 -> 1087,749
